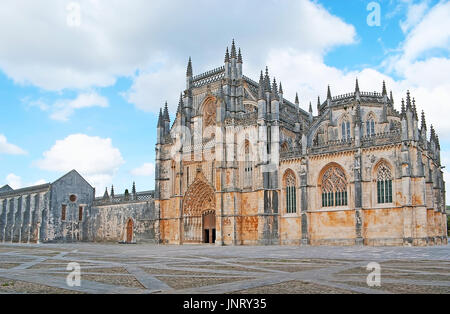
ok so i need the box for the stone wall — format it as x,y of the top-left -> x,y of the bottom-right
90,201 -> 157,243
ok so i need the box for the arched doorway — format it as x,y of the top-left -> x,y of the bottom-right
203,210 -> 216,244
183,171 -> 216,244
126,219 -> 133,243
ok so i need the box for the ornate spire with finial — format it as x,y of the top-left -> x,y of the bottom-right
264,66 -> 271,92
237,48 -> 242,64
390,90 -> 394,104
163,102 -> 170,122
317,96 -> 321,112
430,125 -> 436,141
295,93 -> 299,105
421,110 -> 426,130
279,82 -> 283,95
258,71 -> 264,99
309,102 -> 313,114
401,99 -> 406,117
176,93 -> 183,116
224,47 -> 230,63
327,85 -> 332,100
103,187 -> 109,200
412,98 -> 418,120
111,185 -> 115,198
186,57 -> 193,77
355,78 -> 360,93
406,90 -> 411,109
132,182 -> 136,196
382,81 -> 387,96
272,78 -> 278,97
231,39 -> 236,58
157,108 -> 164,127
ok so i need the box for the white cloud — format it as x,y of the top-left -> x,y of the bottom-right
124,64 -> 185,113
131,163 -> 155,177
0,134 -> 27,155
50,92 -> 109,121
5,173 -> 22,189
0,0 -> 355,114
400,1 -> 429,33
36,134 -> 124,189
27,92 -> 109,121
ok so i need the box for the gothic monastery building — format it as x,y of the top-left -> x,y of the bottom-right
0,41 -> 447,246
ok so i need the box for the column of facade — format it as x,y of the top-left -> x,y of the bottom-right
13,196 -> 23,242
5,198 -> 15,242
0,199 -> 6,242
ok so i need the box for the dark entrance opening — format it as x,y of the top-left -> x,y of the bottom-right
202,211 -> 216,244
126,219 -> 133,243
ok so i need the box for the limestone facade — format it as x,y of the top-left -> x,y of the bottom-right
155,41 -> 447,246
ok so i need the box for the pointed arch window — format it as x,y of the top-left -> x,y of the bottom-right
244,141 -> 253,187
366,116 -> 375,137
321,166 -> 348,207
284,171 -> 297,213
377,163 -> 393,204
341,120 -> 351,141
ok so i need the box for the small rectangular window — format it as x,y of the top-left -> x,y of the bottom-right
61,204 -> 66,221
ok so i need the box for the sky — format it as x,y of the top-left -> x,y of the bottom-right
0,0 -> 449,200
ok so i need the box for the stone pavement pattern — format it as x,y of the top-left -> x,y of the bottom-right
0,243 -> 449,294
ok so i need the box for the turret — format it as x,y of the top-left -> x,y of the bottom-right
186,57 -> 193,90
257,71 -> 266,120
163,102 -> 170,134
355,78 -> 360,101
157,108 -> 164,144
326,85 -> 332,107
224,47 -> 230,79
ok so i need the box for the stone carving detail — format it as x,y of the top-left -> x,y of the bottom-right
322,166 -> 347,193
377,162 -> 392,180
203,98 -> 216,127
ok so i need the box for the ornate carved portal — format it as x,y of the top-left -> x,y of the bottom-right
183,172 -> 216,244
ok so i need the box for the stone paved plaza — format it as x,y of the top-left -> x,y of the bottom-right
0,243 -> 449,294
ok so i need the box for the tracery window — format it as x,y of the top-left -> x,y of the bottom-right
321,166 -> 348,207
366,116 -> 375,137
377,162 -> 393,204
284,170 -> 297,213
341,120 -> 351,141
244,141 -> 253,187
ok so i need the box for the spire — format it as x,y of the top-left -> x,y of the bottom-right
279,82 -> 283,95
295,93 -> 299,105
406,90 -> 411,109
103,187 -> 109,200
176,93 -> 183,115
224,47 -> 230,63
309,102 -> 313,114
390,90 -> 394,105
186,57 -> 193,77
401,99 -> 406,117
258,71 -> 264,99
421,110 -> 426,130
327,85 -> 332,100
317,96 -> 321,112
157,108 -> 164,127
163,102 -> 170,122
132,182 -> 136,196
355,78 -> 360,93
412,98 -> 418,120
430,125 -> 436,141
382,81 -> 387,96
237,48 -> 242,64
231,39 -> 236,58
264,66 -> 271,92
272,78 -> 278,97
110,185 -> 115,198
